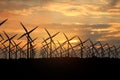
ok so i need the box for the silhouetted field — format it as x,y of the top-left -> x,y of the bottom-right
0,58 -> 120,79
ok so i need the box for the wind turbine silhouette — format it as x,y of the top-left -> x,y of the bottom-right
53,36 -> 76,54
77,37 -> 84,58
65,38 -> 89,57
104,43 -> 112,58
21,37 -> 37,58
112,46 -> 120,58
111,45 -> 117,58
83,41 -> 98,57
18,22 -> 38,58
2,31 -> 17,59
57,40 -> 66,57
0,43 -> 8,59
42,28 -> 60,58
43,37 -> 59,57
41,43 -> 48,58
41,38 -> 50,58
63,33 -> 76,57
12,40 -> 22,59
85,39 -> 99,57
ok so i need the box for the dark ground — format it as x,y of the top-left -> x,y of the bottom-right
0,58 -> 120,79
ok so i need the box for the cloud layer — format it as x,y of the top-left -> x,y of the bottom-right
0,0 -> 120,47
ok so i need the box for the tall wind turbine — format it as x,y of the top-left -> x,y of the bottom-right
21,37 -> 37,58
18,22 -> 38,58
43,28 -> 60,58
57,40 -> 66,57
2,31 -> 17,59
12,41 -> 22,59
41,38 -> 50,58
86,39 -> 99,57
63,33 -> 76,57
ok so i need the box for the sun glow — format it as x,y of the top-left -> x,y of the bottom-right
69,40 -> 79,43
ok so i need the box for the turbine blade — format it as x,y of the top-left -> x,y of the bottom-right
18,33 -> 26,40
29,26 -> 38,34
77,37 -> 83,44
42,37 -> 49,43
33,37 -> 37,42
12,40 -> 21,47
22,43 -> 27,49
0,19 -> 8,26
44,28 -> 51,37
0,34 -> 4,40
29,37 -> 37,43
9,34 -> 17,41
20,22 -> 28,33
63,33 -> 68,40
2,39 -> 9,44
52,36 -> 76,52
42,32 -> 60,43
3,31 -> 9,39
52,32 -> 60,38
17,41 -> 22,46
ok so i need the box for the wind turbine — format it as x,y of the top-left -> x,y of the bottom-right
18,22 -> 38,58
21,37 -> 37,58
53,36 -> 76,54
0,44 -> 8,59
63,33 -> 76,57
41,43 -> 49,58
18,46 -> 26,58
104,43 -> 112,58
57,40 -> 66,57
41,38 -> 50,58
63,38 -> 89,58
85,39 -> 99,58
42,37 -> 59,58
113,46 -> 120,58
42,28 -> 60,58
77,37 -> 84,58
2,31 -> 17,59
110,45 -> 118,58
12,40 -> 22,59
85,41 -> 103,57
28,38 -> 37,58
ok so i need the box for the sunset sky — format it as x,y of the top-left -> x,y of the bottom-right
0,0 -> 120,48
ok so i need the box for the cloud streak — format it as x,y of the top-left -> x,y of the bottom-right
0,0 -> 120,47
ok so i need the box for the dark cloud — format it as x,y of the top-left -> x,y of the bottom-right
83,24 -> 111,29
0,0 -> 53,10
100,0 -> 120,11
0,0 -> 30,10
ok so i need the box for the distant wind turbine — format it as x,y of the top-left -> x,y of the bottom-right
18,22 -> 38,58
43,28 -> 60,58
2,31 -> 17,59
